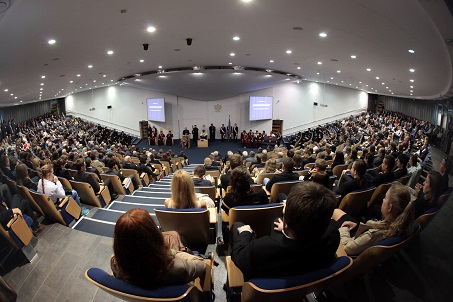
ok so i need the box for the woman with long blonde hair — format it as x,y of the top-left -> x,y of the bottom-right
164,170 -> 215,208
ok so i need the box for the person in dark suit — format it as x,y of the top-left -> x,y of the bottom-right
192,125 -> 199,144
209,124 -> 216,142
233,123 -> 239,142
220,124 -> 226,142
73,158 -> 117,200
367,155 -> 395,187
192,165 -> 214,187
220,154 -> 242,191
104,158 -> 139,191
393,154 -> 409,180
137,154 -> 159,181
231,182 -> 339,280
265,158 -> 299,191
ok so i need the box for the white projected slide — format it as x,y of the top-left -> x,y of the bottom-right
249,96 -> 273,121
147,98 -> 165,122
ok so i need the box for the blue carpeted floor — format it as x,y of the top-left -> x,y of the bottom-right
137,139 -> 261,163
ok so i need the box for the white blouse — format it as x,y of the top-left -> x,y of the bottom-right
37,178 -> 66,204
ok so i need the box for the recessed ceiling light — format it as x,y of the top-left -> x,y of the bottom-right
233,36 -> 240,41
265,74 -> 272,77
359,82 -> 362,84
269,60 -> 274,63
14,97 -> 17,99
147,26 -> 156,33
297,67 -> 301,70
158,75 -> 167,78
366,85 -> 368,87
341,81 -> 344,83
286,50 -> 292,54
70,80 -> 73,83
382,83 -> 385,85
20,101 -> 22,103
41,75 -> 46,79
107,50 -> 114,55
230,53 -> 235,56
48,39 -> 56,45
233,72 -> 242,75
111,80 -> 114,82
88,65 -> 93,68
10,93 -> 13,96
410,86 -> 413,88
4,89 -> 8,92
376,76 -> 380,79
228,62 -> 233,65
40,83 -> 44,86
410,79 -> 414,82
409,69 -> 415,72
93,80 -> 96,82
410,90 -> 413,92
319,32 -> 327,38
330,77 -> 334,79
386,86 -> 389,89
410,93 -> 413,95
140,59 -> 144,63
158,65 -> 163,69
351,55 -> 357,59
408,49 -> 415,53
317,62 -> 322,65
241,0 -> 253,3
366,68 -> 371,71
134,79 -> 142,82
337,70 -> 341,73
316,72 -> 320,75
77,74 -> 81,77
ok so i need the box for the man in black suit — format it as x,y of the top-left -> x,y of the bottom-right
74,158 -> 117,200
231,182 -> 339,279
233,123 -> 239,142
209,123 -> 216,142
192,125 -> 199,144
265,158 -> 299,192
220,154 -> 242,190
367,155 -> 395,187
393,154 -> 409,180
220,124 -> 226,142
192,165 -> 214,187
104,158 -> 139,191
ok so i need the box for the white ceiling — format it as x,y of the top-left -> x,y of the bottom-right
0,0 -> 453,106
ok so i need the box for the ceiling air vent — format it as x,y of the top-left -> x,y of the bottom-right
0,0 -> 10,14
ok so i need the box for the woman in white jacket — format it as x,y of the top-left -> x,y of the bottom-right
37,165 -> 89,216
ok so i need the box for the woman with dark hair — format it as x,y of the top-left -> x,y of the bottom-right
15,163 -> 38,191
333,183 -> 415,256
111,208 -> 206,288
414,170 -> 443,217
331,151 -> 345,169
222,166 -> 268,214
334,160 -> 370,199
346,150 -> 358,165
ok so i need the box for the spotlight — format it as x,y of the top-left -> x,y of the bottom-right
143,43 -> 149,51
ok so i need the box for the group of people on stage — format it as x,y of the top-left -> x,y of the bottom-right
148,122 -> 282,149
147,125 -> 174,146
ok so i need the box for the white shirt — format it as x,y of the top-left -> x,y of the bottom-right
37,179 -> 66,204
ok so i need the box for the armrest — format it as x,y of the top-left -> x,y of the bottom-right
226,256 -> 244,288
6,213 -> 18,228
221,209 -> 230,224
194,252 -> 214,292
263,186 -> 271,196
208,208 -> 218,224
58,197 -> 69,208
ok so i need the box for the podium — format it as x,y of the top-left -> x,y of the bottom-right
197,139 -> 208,148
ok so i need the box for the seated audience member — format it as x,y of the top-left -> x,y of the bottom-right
15,163 -> 38,191
137,154 -> 160,181
367,155 -> 395,187
245,151 -> 257,164
292,154 -> 304,171
73,158 -> 117,200
220,154 -> 242,191
122,156 -> 138,170
439,157 -> 452,194
333,183 -> 415,256
331,151 -> 345,169
37,164 -> 89,216
303,158 -> 331,189
249,153 -> 266,173
104,158 -> 139,191
204,157 -> 219,171
1,154 -> 16,180
413,171 -> 442,217
85,157 -> 101,178
192,165 -> 214,187
0,194 -> 45,237
363,152 -> 375,170
334,160 -> 370,199
231,182 -> 339,279
53,157 -> 73,181
393,154 -> 409,180
407,154 -> 421,175
222,166 -> 268,214
254,158 -> 277,178
346,150 -> 358,165
164,170 -> 215,208
373,148 -> 385,167
111,208 -> 206,287
264,158 -> 299,191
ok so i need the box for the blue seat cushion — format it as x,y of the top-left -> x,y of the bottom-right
248,256 -> 350,290
87,268 -> 190,298
233,203 -> 282,210
374,223 -> 420,246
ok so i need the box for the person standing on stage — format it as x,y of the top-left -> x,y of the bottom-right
233,123 -> 239,142
192,125 -> 199,144
148,128 -> 156,145
209,123 -> 216,142
220,124 -> 226,142
157,130 -> 165,146
166,130 -> 174,146
182,127 -> 190,149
